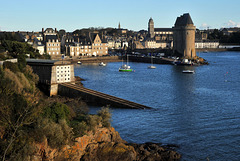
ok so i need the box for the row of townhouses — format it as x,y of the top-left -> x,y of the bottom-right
20,21 -> 240,55
22,28 -> 109,58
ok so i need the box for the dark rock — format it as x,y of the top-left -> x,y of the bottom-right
128,142 -> 181,161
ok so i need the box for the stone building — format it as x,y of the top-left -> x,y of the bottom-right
68,33 -> 108,57
144,18 -> 173,49
173,13 -> 196,58
26,59 -> 75,96
43,28 -> 61,57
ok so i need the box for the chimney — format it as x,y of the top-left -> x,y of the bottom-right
55,28 -> 57,33
42,28 -> 44,33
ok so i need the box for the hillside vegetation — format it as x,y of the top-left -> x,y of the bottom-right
0,61 -> 111,160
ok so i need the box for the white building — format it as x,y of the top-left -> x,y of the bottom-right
195,41 -> 219,48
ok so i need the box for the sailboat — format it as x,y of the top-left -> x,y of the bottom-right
148,56 -> 156,69
119,54 -> 133,72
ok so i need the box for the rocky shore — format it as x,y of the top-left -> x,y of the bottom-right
31,125 -> 181,161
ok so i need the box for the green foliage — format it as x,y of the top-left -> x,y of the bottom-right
0,32 -> 23,41
0,67 -> 42,160
17,54 -> 27,71
3,61 -> 20,73
40,53 -> 51,59
86,115 -> 101,132
43,102 -> 71,123
0,53 -> 6,60
97,106 -> 112,128
70,117 -> 88,137
28,118 -> 73,149
0,40 -> 42,59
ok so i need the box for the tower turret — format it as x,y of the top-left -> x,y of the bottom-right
148,17 -> 155,38
173,13 -> 196,58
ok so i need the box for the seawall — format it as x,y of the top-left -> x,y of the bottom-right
128,56 -> 174,64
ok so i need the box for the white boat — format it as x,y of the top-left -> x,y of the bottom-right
182,70 -> 195,74
77,61 -> 81,64
148,65 -> 156,69
119,55 -> 133,72
99,62 -> 106,66
148,56 -> 156,69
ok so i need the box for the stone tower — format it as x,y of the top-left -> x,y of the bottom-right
148,17 -> 155,38
118,22 -> 121,29
173,13 -> 196,58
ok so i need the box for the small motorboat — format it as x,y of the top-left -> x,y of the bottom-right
77,61 -> 81,65
182,70 -> 195,74
148,65 -> 156,69
99,62 -> 106,66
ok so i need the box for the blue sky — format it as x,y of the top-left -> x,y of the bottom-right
1,0 -> 240,32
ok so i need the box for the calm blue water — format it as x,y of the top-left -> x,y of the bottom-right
74,52 -> 240,161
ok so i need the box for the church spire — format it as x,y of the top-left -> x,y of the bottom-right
118,22 -> 121,29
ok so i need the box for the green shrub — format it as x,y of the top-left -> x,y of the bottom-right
97,106 -> 112,128
3,61 -> 20,73
86,115 -> 101,132
43,102 -> 71,123
33,118 -> 72,149
71,120 -> 88,137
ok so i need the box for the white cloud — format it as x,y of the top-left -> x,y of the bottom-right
222,20 -> 240,28
199,23 -> 211,29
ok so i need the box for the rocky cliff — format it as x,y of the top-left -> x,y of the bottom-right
30,126 -> 180,161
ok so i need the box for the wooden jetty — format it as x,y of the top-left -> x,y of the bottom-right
59,83 -> 151,109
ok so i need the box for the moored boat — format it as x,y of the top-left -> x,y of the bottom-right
119,54 -> 133,72
99,62 -> 106,66
148,56 -> 156,69
148,65 -> 156,69
119,64 -> 133,72
182,70 -> 195,74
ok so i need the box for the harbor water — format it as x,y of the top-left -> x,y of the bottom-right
74,51 -> 240,160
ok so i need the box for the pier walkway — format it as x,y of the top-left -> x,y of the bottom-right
59,83 -> 151,109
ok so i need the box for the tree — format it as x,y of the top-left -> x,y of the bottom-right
0,67 -> 41,160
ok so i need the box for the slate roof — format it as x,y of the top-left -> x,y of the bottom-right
174,13 -> 194,27
45,35 -> 58,41
154,28 -> 173,32
26,59 -> 71,65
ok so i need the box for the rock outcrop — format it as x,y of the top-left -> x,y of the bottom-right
30,126 -> 180,161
